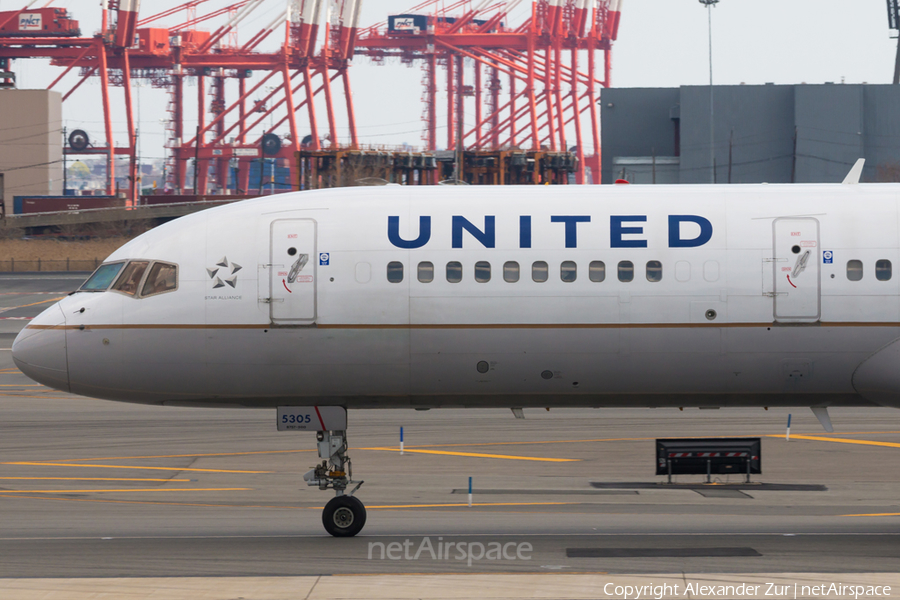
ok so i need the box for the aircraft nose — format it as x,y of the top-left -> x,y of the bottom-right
11,303 -> 69,393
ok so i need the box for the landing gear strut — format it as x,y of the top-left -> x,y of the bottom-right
304,429 -> 366,537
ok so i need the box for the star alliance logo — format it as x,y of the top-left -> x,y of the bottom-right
207,256 -> 242,289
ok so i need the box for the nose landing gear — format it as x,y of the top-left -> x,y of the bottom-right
323,495 -> 366,537
303,429 -> 366,537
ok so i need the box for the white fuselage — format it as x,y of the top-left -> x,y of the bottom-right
12,183 -> 900,410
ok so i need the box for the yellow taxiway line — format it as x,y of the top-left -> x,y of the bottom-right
0,488 -> 251,494
57,448 -> 571,464
765,434 -> 900,449
0,297 -> 64,313
0,394 -> 74,400
0,477 -> 192,482
842,512 -> 900,517
401,432 -> 900,450
60,449 -> 315,462
0,495 -> 275,509
392,437 -> 657,448
20,431 -> 900,469
2,462 -> 271,474
364,447 -> 578,462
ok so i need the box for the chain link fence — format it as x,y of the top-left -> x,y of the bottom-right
0,259 -> 100,273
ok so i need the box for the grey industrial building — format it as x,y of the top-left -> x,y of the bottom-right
600,84 -> 900,185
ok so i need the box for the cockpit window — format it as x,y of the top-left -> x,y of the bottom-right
141,262 -> 178,297
80,262 -> 125,291
112,261 -> 149,296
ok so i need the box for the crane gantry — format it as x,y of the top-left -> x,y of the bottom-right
0,0 -> 622,199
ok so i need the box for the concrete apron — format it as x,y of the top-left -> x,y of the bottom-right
1,573 -> 899,600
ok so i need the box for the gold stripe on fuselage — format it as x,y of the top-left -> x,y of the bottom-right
22,322 -> 900,331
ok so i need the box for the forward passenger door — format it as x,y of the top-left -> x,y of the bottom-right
269,219 -> 317,324
771,217 -> 820,323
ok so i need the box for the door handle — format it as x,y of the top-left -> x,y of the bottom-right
287,254 -> 309,283
791,250 -> 810,278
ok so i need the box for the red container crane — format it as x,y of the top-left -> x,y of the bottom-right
356,0 -> 622,183
0,1 -> 361,202
0,7 -> 80,37
0,0 -> 622,203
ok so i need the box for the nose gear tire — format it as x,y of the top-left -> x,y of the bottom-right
322,495 -> 366,537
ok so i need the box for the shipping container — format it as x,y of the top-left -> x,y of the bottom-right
230,159 -> 294,192
388,14 -> 428,34
139,194 -> 257,206
387,14 -> 501,34
0,8 -> 80,37
14,195 -> 124,215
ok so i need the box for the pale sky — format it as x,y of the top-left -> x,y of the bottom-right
11,0 -> 899,164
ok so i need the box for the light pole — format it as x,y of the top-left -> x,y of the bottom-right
700,0 -> 718,183
887,0 -> 900,84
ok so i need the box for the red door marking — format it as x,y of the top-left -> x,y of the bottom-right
787,275 -> 797,288
283,279 -> 292,293
314,406 -> 327,430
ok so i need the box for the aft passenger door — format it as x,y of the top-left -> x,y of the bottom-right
269,219 -> 316,324
772,217 -> 820,322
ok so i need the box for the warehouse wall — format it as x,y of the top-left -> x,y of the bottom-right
679,85 -> 795,184
600,88 -> 679,185
602,84 -> 900,184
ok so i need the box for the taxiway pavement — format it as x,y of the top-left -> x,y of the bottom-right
2,274 -> 899,597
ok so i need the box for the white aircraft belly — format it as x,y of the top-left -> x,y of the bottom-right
64,323 -> 889,407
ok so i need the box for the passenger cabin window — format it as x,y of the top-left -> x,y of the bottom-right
503,261 -> 520,283
876,259 -> 892,282
447,261 -> 462,283
560,261 -> 577,282
618,260 -> 634,282
80,262 -> 125,291
532,261 -> 548,283
141,262 -> 178,297
355,262 -> 371,284
475,261 -> 491,283
703,260 -> 720,282
112,261 -> 149,296
646,260 -> 663,282
847,260 -> 863,281
387,261 -> 404,283
589,261 -> 605,282
417,261 -> 434,283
